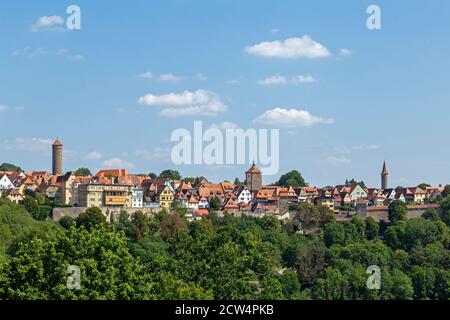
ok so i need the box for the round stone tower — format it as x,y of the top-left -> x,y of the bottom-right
52,138 -> 63,175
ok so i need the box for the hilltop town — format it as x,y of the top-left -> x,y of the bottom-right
0,138 -> 448,223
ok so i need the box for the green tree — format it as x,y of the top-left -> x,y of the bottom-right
59,216 -> 75,229
440,195 -> 450,226
74,167 -> 92,176
260,274 -> 284,299
148,172 -> 157,179
19,196 -> 39,219
279,269 -> 300,298
381,269 -> 414,300
323,223 -> 346,247
365,216 -> 379,240
209,196 -> 221,211
0,162 -> 22,172
273,170 -> 306,188
131,211 -> 149,242
388,200 -> 408,224
160,213 -> 187,240
158,170 -> 181,180
76,207 -> 106,231
417,183 -> 431,191
422,208 -> 440,221
441,185 -> 450,198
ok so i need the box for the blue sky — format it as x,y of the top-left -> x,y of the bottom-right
1,0 -> 450,187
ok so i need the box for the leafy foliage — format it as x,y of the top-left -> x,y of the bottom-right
0,196 -> 449,300
74,167 -> 92,176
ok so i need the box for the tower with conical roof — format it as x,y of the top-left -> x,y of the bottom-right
245,161 -> 262,191
52,138 -> 63,175
381,161 -> 388,189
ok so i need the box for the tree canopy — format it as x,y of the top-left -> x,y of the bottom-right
74,167 -> 92,176
273,170 -> 307,188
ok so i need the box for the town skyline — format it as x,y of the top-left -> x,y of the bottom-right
2,1 -> 450,187
0,136 -> 447,189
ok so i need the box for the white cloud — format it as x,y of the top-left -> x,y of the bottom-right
135,148 -> 170,161
209,121 -> 240,130
0,104 -> 25,113
102,158 -> 135,169
291,75 -> 317,84
325,156 -> 352,166
3,137 -> 52,152
196,73 -> 208,81
116,107 -> 126,113
257,75 -> 288,86
137,71 -> 153,79
13,47 -> 48,57
69,53 -> 85,61
245,36 -> 331,59
333,145 -> 379,154
271,28 -> 280,34
339,48 -> 353,57
138,89 -> 228,117
32,15 -> 65,32
226,79 -> 240,85
83,151 -> 102,161
254,108 -> 334,127
158,73 -> 184,82
13,47 -> 85,61
257,74 -> 317,86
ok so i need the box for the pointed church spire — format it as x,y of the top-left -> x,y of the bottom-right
381,161 -> 388,189
382,161 -> 388,174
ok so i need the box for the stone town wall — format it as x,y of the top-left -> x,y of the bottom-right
53,206 -> 162,222
357,204 -> 441,222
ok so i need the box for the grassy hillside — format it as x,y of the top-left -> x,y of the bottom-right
0,198 -> 61,263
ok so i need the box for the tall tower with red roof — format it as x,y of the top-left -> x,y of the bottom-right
245,161 -> 262,191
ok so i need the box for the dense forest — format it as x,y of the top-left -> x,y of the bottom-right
0,194 -> 449,300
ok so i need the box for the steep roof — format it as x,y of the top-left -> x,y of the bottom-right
381,161 -> 388,174
52,138 -> 63,146
96,169 -> 129,177
245,162 -> 261,174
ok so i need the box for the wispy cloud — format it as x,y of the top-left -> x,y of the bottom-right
83,151 -> 102,161
325,156 -> 352,166
271,28 -> 280,34
257,74 -> 317,86
136,71 -> 153,79
13,47 -> 85,61
209,121 -> 240,130
333,145 -> 379,154
226,79 -> 240,85
135,148 -> 170,161
102,158 -> 135,169
245,36 -> 331,59
158,73 -> 184,82
254,108 -> 334,127
32,15 -> 65,32
138,89 -> 228,117
338,48 -> 353,58
196,73 -> 208,81
2,137 -> 53,153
